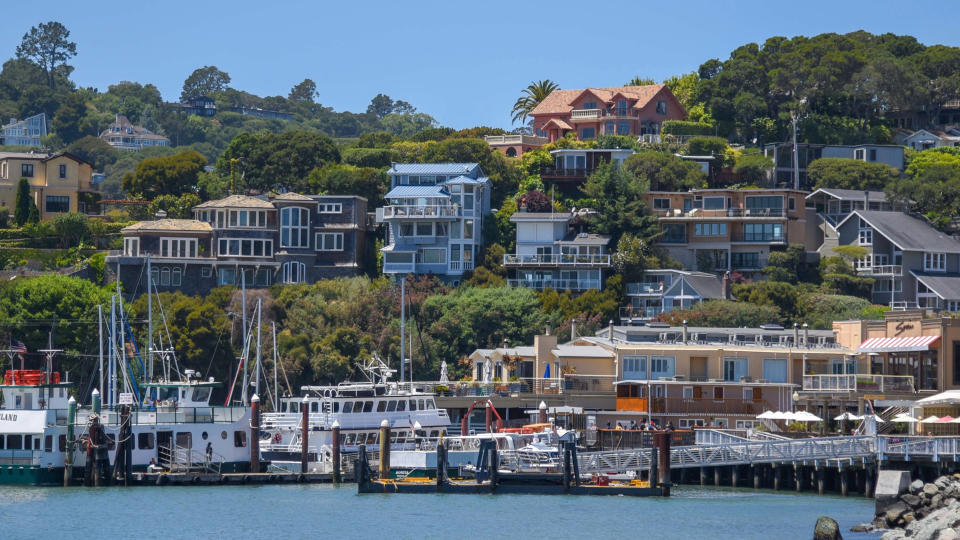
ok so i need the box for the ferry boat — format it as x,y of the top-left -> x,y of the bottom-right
260,357 -> 450,467
0,366 -> 251,485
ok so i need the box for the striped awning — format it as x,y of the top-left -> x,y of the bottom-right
858,335 -> 940,353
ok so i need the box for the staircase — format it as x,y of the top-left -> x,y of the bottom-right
816,213 -> 840,257
158,444 -> 223,474
877,405 -> 909,435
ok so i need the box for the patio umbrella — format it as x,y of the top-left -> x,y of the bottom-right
950,417 -> 960,424
920,415 -> 941,424
936,416 -> 956,423
543,363 -> 550,378
861,414 -> 885,423
756,410 -> 777,419
834,412 -> 862,421
892,414 -> 919,423
796,411 -> 823,422
776,411 -> 796,421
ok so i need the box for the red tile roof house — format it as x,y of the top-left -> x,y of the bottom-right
529,84 -> 687,143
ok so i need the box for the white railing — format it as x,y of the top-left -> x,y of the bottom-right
880,437 -> 960,460
502,254 -> 611,267
856,265 -> 903,277
484,135 -> 549,145
448,261 -> 473,272
570,109 -> 602,120
507,278 -> 602,291
802,374 -> 915,393
380,205 -> 460,219
626,282 -> 666,295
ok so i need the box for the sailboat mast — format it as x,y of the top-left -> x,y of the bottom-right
98,304 -> 103,398
255,298 -> 262,398
400,276 -> 405,384
147,254 -> 153,385
272,322 -> 278,411
109,295 -> 117,407
241,271 -> 248,405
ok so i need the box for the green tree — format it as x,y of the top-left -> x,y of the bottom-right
733,150 -> 774,185
366,94 -> 395,119
819,255 -> 873,298
15,21 -> 76,89
798,293 -> 879,329
580,162 -> 657,245
122,150 -> 207,198
66,136 -> 117,171
14,177 -> 33,226
613,233 -> 648,283
732,281 -> 800,320
656,299 -> 784,327
623,151 -> 707,191
511,80 -> 559,124
147,193 -> 202,219
625,76 -> 656,86
288,78 -> 318,102
50,211 -> 89,247
763,244 -> 810,284
306,164 -> 386,206
180,66 -> 231,101
216,130 -> 341,192
51,91 -> 87,144
808,158 -> 900,190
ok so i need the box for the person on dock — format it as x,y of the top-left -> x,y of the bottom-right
665,421 -> 674,432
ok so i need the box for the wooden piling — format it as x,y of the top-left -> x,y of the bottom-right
379,419 -> 390,478
839,467 -> 848,496
816,467 -> 824,496
714,466 -> 721,487
700,467 -> 707,486
753,466 -> 760,489
301,396 -> 309,474
331,420 -> 341,484
731,466 -> 739,488
655,432 -> 671,495
64,396 -> 75,487
864,466 -> 874,498
773,465 -> 781,491
250,395 -> 261,474
794,465 -> 802,492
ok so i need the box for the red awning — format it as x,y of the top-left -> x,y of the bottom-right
858,335 -> 940,353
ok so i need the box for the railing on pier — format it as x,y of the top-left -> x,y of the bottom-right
405,375 -> 617,397
802,374 -> 914,393
879,437 -> 960,461
158,444 -> 224,474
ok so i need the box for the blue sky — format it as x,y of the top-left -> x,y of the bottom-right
3,0 -> 958,129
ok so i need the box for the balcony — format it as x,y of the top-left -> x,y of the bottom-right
626,282 -> 667,296
730,257 -> 768,270
730,232 -> 786,243
540,166 -> 591,178
653,208 -> 787,219
502,253 -> 611,268
802,374 -> 915,393
619,306 -> 663,321
569,108 -> 637,122
570,109 -> 602,121
617,397 -> 775,417
484,134 -> 549,145
379,205 -> 460,220
856,265 -> 903,277
507,278 -> 602,291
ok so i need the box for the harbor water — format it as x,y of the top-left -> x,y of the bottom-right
1,484 -> 880,539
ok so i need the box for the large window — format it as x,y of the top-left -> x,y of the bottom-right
417,248 -> 446,264
580,127 -> 595,140
858,224 -> 873,245
218,238 -> 272,257
762,358 -> 788,383
123,237 -> 139,256
702,196 -> 725,210
743,223 -> 783,242
924,252 -> 946,272
622,355 -> 647,379
656,100 -> 667,115
280,207 -> 310,248
661,224 -> 686,243
650,355 -> 676,379
160,238 -> 197,258
745,196 -> 783,212
45,195 -> 70,213
316,232 -> 344,251
21,163 -> 33,177
653,198 -> 671,210
723,357 -> 748,382
731,252 -> 761,269
282,261 -> 307,283
228,210 -> 267,228
616,121 -> 630,135
694,223 -> 727,236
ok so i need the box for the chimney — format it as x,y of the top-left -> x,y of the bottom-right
722,271 -> 730,300
608,320 -> 614,339
793,323 -> 799,347
545,325 -> 551,336
571,319 -> 577,342
682,320 -> 689,342
802,323 -> 809,348
863,190 -> 869,211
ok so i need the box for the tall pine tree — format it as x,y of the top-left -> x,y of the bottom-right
14,178 -> 32,226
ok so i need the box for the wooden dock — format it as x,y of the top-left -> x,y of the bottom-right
131,471 -> 334,486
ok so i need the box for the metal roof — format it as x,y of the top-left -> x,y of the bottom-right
839,211 -> 960,253
443,175 -> 489,185
911,272 -> 960,300
806,188 -> 889,203
387,163 -> 480,175
385,185 -> 449,198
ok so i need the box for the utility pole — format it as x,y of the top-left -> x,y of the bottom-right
791,112 -> 800,191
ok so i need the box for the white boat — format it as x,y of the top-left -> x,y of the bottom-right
260,357 -> 450,470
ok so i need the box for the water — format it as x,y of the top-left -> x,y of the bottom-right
0,484 -> 879,539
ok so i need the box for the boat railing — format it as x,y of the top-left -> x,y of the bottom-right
158,443 -> 224,474
90,406 -> 248,426
0,449 -> 41,466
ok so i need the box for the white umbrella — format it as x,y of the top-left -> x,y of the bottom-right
893,414 -> 918,423
861,414 -> 885,423
775,411 -> 795,421
949,417 -> 960,424
834,412 -> 862,421
756,410 -> 777,419
920,415 -> 941,424
795,411 -> 823,422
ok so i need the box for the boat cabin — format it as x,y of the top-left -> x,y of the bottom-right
1,370 -> 71,410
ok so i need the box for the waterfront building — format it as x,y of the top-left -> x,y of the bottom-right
619,269 -> 724,324
376,163 -> 490,282
529,84 -> 686,143
644,188 -> 815,274
894,128 -> 960,151
99,115 -> 170,150
1,113 -> 47,147
108,193 -> 371,296
167,96 -> 217,117
540,148 -> 635,194
503,209 -> 612,292
0,151 -> 94,219
834,210 -> 960,309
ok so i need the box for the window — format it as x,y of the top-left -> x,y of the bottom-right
622,355 -> 647,378
682,386 -> 693,399
650,355 -> 675,379
789,198 -> 796,211
234,431 -> 247,447
416,222 -> 433,236
218,267 -> 235,286
171,268 -> 182,287
218,239 -> 272,258
417,248 -> 446,264
123,237 -> 139,256
617,121 -> 630,135
653,198 -> 671,210
160,238 -> 197,258
280,207 -> 310,248
21,163 -> 34,177
762,358 -> 788,383
723,357 -> 748,382
605,121 -> 615,134
702,196 -> 725,210
743,222 -> 783,242
45,195 -> 70,213
582,101 -> 597,110
138,433 -> 155,450
58,164 -> 67,178
745,196 -> 783,212
924,252 -> 947,272
160,268 -> 171,286
319,203 -> 342,213
580,127 -> 595,140
464,220 -> 474,240
869,148 -> 877,161
282,261 -> 307,283
656,100 -> 667,115
661,224 -> 686,243
855,148 -> 865,160
316,232 -> 344,251
694,223 -> 727,236
44,435 -> 52,452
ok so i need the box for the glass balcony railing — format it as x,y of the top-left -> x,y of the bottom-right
502,254 -> 611,267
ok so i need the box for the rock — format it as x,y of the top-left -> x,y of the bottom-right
813,516 -> 843,540
886,502 -> 910,525
932,494 -> 943,509
903,493 -> 923,507
912,479 -> 926,494
881,530 -> 906,540
925,483 -> 941,497
881,472 -> 919,515
903,512 -> 916,524
939,529 -> 960,540
936,476 -> 951,489
850,523 -> 874,533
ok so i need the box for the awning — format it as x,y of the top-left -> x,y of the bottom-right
858,335 -> 940,353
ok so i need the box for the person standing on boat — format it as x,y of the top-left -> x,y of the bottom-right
205,442 -> 213,465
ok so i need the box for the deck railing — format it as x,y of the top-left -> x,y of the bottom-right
380,205 -> 460,219
802,374 -> 914,393
502,253 -> 611,267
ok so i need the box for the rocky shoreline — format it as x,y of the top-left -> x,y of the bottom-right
858,474 -> 960,539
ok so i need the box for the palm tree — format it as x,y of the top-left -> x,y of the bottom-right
511,80 -> 559,125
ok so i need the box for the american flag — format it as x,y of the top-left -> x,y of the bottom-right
10,340 -> 26,354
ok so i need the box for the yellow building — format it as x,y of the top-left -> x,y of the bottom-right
0,152 -> 94,220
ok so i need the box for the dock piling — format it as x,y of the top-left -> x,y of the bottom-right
379,419 -> 390,478
301,396 -> 309,474
64,396 -> 75,487
773,465 -> 781,491
655,432 -> 671,496
250,395 -> 261,474
331,420 -> 341,484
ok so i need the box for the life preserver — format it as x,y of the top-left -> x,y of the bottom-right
272,433 -> 282,444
